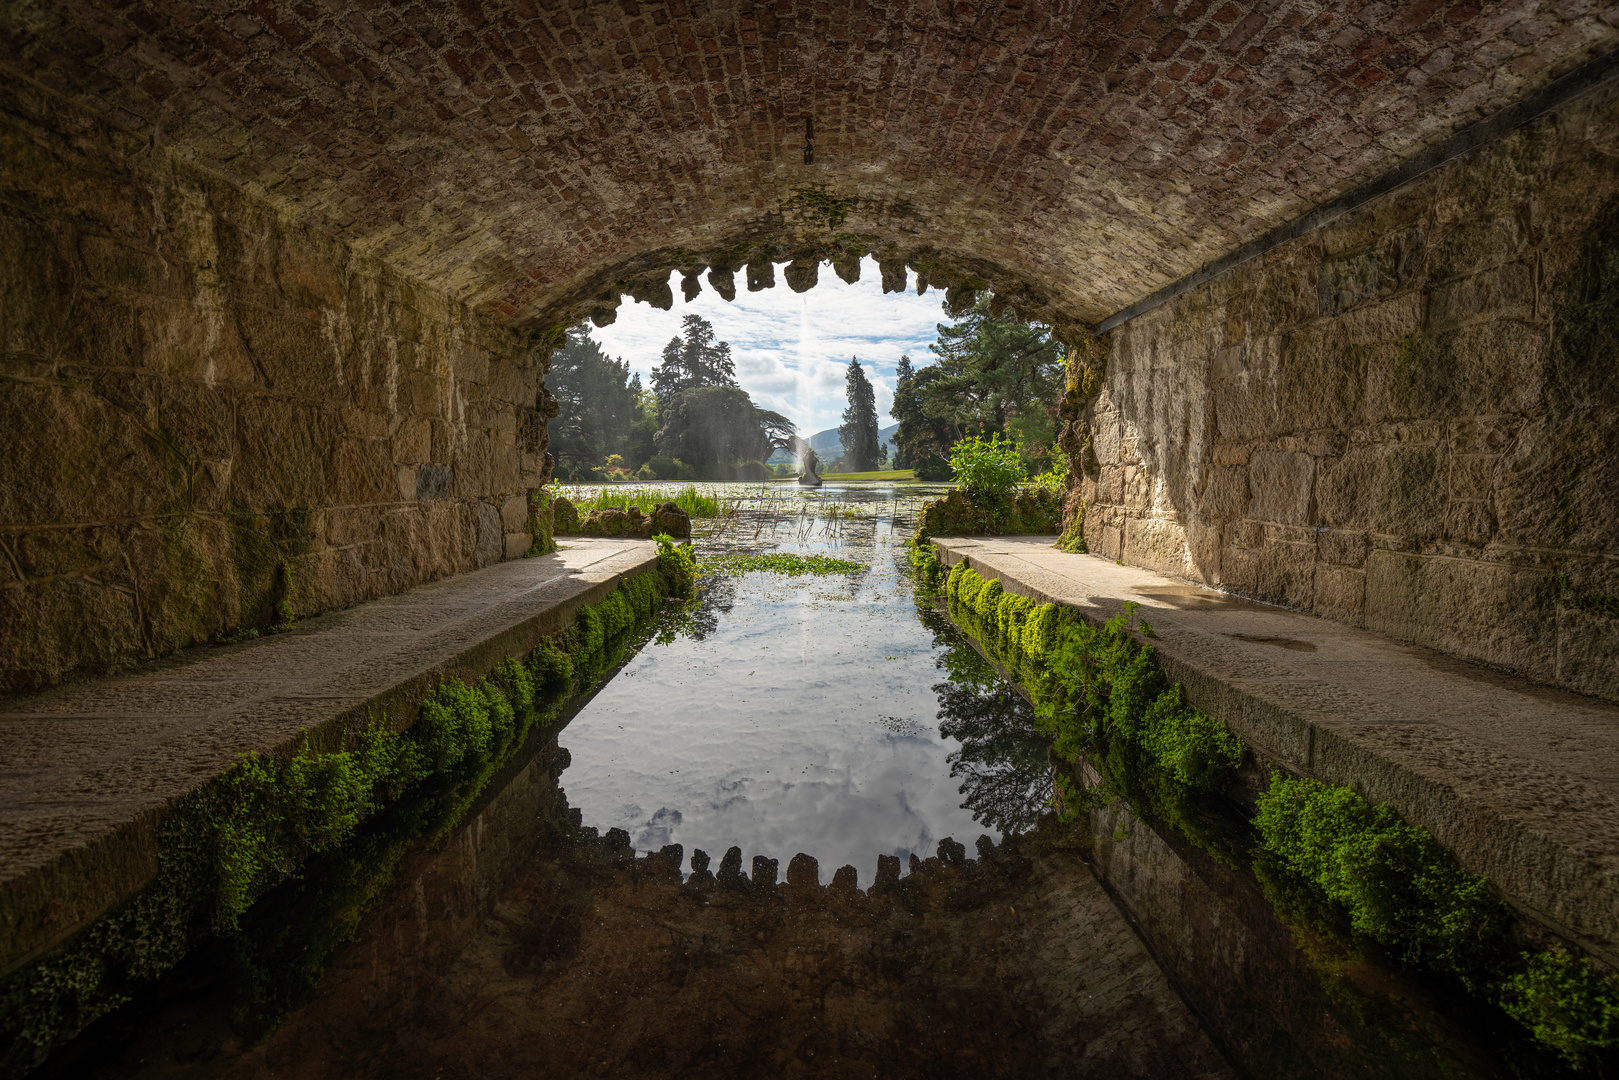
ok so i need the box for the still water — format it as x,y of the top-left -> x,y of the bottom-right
559,481 -> 1046,886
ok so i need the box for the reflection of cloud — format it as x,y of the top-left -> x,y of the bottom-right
633,807 -> 683,851
588,256 -> 945,435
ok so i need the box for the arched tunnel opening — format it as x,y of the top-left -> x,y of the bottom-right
2,0 -> 1619,1076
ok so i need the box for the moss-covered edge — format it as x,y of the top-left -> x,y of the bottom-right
0,549 -> 697,1074
939,558 -> 1619,1068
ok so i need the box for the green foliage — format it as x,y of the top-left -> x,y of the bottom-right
655,535 -> 698,598
950,433 -> 1026,497
910,542 -> 948,591
1254,773 -> 1507,976
0,566 -> 675,1069
703,552 -> 862,576
549,324 -> 650,476
655,385 -> 774,468
900,296 -> 1065,466
913,486 -> 1063,542
914,452 -> 953,481
839,358 -> 882,472
1502,947 -> 1619,1063
558,483 -> 721,519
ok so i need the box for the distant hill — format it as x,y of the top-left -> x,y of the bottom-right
768,423 -> 899,465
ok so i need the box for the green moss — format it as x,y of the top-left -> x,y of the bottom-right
1253,773 -> 1508,977
525,489 -> 558,557
909,542 -> 948,592
1502,947 -> 1619,1064
0,560 -> 689,1072
913,486 -> 1063,543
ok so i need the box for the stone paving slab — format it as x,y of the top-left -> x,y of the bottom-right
933,537 -> 1619,966
0,540 -> 661,976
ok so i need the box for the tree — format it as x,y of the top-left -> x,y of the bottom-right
655,385 -> 773,468
547,325 -> 644,476
839,358 -> 881,472
923,297 -> 1064,466
651,314 -> 737,403
890,353 -> 955,469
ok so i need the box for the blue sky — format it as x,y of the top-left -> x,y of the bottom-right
589,256 -> 946,437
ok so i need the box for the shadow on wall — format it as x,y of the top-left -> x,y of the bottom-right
1076,85 -> 1619,702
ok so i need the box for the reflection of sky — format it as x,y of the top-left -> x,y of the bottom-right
586,256 -> 945,436
558,492 -> 991,890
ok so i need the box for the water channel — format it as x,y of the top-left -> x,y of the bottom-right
30,483 -> 1588,1078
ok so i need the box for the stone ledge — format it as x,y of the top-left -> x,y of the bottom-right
932,536 -> 1619,967
0,539 -> 661,977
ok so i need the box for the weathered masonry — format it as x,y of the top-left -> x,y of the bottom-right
1,0 -> 1617,703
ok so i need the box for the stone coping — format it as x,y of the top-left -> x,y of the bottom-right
932,537 -> 1619,967
0,540 -> 661,977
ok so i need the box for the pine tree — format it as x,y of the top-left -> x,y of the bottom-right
839,358 -> 881,472
651,314 -> 737,403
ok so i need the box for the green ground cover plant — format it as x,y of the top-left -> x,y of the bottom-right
0,558 -> 697,1074
703,552 -> 863,576
935,559 -> 1619,1068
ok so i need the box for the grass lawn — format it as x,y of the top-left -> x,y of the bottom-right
768,469 -> 921,482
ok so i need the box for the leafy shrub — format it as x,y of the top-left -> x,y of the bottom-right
949,433 -> 1025,497
915,452 -> 953,481
1502,947 -> 1619,1063
1254,773 -> 1506,975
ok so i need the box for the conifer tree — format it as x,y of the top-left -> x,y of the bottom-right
839,358 -> 881,472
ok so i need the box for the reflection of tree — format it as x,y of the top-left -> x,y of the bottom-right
653,575 -> 731,644
921,604 -> 1054,834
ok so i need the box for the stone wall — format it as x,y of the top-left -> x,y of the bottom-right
1078,81 -> 1619,702
0,83 -> 552,694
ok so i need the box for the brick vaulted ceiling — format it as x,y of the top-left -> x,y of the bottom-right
2,0 -> 1616,330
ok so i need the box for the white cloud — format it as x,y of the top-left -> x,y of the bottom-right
587,257 -> 945,437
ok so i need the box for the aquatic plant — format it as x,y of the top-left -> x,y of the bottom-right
559,483 -> 723,519
1254,773 -> 1507,975
703,552 -> 863,576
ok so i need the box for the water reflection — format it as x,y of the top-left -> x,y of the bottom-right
558,483 -> 1053,887
920,606 -> 1055,835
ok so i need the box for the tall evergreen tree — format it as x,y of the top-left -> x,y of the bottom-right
547,325 -> 644,475
651,314 -> 737,403
890,353 -> 956,469
923,297 -> 1064,465
839,358 -> 881,472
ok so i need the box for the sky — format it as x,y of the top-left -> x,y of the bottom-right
589,256 -> 947,437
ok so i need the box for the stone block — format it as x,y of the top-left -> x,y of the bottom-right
1246,451 -> 1314,525
232,397 -> 334,509
503,531 -> 530,560
1257,538 -> 1317,610
1427,263 -> 1535,328
392,416 -> 431,464
500,494 -> 528,532
1196,465 -> 1250,522
1339,291 -> 1424,344
1557,607 -> 1619,701
1123,517 -> 1190,577
1313,563 -> 1366,626
1365,550 -> 1557,680
1317,529 -> 1369,568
